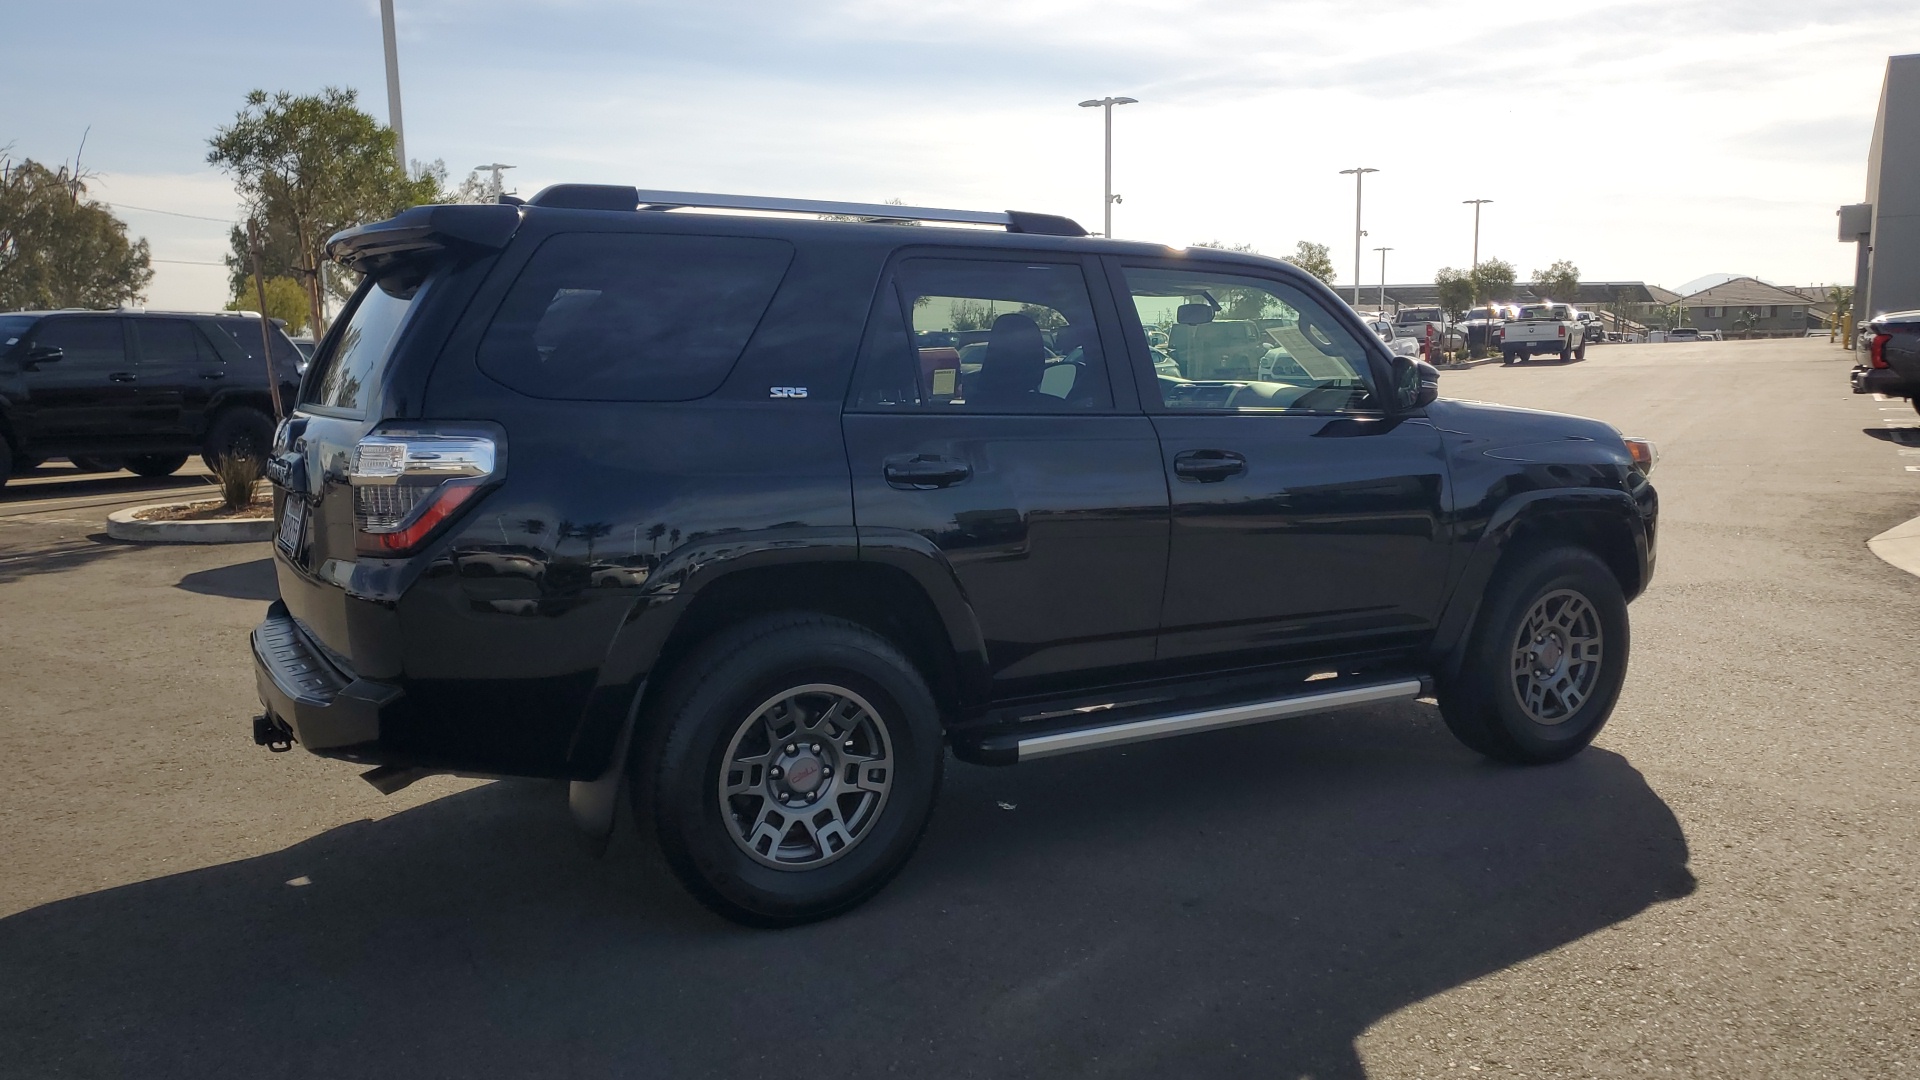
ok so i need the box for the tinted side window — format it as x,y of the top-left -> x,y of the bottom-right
850,257 -> 1113,413
209,319 -> 299,367
303,280 -> 413,413
32,317 -> 126,372
136,319 -> 215,366
1122,266 -> 1376,413
478,233 -> 794,401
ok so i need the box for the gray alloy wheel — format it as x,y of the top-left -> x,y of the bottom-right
1508,588 -> 1605,725
719,683 -> 895,870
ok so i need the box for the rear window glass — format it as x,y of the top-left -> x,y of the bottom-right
477,233 -> 794,401
0,315 -> 36,349
210,318 -> 301,367
303,281 -> 413,413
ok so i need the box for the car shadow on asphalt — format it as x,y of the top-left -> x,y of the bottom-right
0,469 -> 206,503
1862,426 -> 1920,445
176,557 -> 278,601
0,533 -> 141,585
0,704 -> 1693,1080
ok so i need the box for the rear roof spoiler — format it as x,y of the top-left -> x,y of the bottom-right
327,203 -> 523,277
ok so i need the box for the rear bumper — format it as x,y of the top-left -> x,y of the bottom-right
1854,365 -> 1918,397
1504,339 -> 1571,352
252,600 -> 401,760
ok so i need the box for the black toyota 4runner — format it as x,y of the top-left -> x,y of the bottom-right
0,309 -> 302,485
253,186 -> 1659,926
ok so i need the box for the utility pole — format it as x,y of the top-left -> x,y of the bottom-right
1079,96 -> 1138,238
1463,198 -> 1492,270
474,163 -> 516,202
381,0 -> 407,172
1339,167 -> 1378,305
1373,246 -> 1392,310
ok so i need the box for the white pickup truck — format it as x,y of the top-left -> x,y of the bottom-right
1501,302 -> 1586,364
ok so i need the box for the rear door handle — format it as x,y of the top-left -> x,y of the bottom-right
884,455 -> 972,489
200,371 -> 227,380
1173,449 -> 1247,482
108,372 -> 137,383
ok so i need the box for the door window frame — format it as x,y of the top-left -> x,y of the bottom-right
1098,255 -> 1398,417
845,247 -> 1143,416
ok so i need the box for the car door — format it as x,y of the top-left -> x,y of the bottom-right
130,317 -> 223,435
1110,258 -> 1453,671
843,251 -> 1169,699
19,315 -> 141,445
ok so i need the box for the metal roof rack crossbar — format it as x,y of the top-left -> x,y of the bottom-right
525,184 -> 1086,236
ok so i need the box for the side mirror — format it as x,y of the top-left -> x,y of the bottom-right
1391,355 -> 1440,411
23,346 -> 64,369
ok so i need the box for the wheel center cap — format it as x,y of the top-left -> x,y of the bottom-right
784,754 -> 824,794
1538,635 -> 1564,670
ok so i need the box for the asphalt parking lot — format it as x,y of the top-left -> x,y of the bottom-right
1,339 -> 1916,1079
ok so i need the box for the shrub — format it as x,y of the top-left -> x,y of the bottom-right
211,453 -> 263,512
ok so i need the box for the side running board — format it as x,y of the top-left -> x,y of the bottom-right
956,678 -> 1425,765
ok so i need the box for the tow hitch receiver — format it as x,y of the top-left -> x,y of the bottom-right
253,713 -> 293,753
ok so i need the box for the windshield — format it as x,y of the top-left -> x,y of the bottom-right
1397,309 -> 1442,323
1518,305 -> 1564,320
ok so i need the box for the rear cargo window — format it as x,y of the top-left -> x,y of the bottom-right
477,233 -> 793,401
303,281 -> 412,413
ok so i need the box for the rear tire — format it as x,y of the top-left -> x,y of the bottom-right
636,613 -> 945,927
125,453 -> 189,478
0,440 -> 11,490
1436,546 -> 1630,764
1559,342 -> 1574,362
1575,341 -> 1587,361
1502,349 -> 1516,366
201,407 -> 274,470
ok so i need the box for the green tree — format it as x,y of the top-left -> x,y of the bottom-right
1194,241 -> 1281,319
1531,259 -> 1580,302
208,87 -> 441,338
1468,258 -> 1516,304
1281,240 -> 1336,286
0,157 -> 153,310
225,274 -> 310,334
1434,267 -> 1474,322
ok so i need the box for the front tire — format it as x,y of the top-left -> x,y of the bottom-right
1437,546 -> 1630,764
125,453 -> 189,478
636,613 -> 945,926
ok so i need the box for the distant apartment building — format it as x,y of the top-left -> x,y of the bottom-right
1677,277 -> 1814,337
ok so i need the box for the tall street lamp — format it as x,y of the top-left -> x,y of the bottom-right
1339,167 -> 1378,305
381,0 -> 406,171
1463,198 -> 1493,270
1079,96 -> 1137,238
1373,246 -> 1392,311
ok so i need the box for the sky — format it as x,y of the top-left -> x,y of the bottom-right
4,0 -> 1913,311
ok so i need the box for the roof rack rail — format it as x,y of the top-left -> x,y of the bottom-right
524,184 -> 1087,237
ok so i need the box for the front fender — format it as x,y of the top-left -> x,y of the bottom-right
1429,487 -> 1652,678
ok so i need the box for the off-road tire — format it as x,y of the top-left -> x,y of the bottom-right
634,613 -> 945,926
201,407 -> 275,470
125,453 -> 189,478
1436,546 -> 1630,764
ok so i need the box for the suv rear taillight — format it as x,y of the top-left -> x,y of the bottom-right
351,432 -> 500,556
1871,333 -> 1891,369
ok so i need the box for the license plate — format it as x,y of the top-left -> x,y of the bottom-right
276,496 -> 307,553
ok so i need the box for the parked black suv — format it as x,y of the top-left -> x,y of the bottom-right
252,187 -> 1660,925
0,309 -> 301,485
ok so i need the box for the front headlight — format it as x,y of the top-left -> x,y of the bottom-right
1623,437 -> 1658,476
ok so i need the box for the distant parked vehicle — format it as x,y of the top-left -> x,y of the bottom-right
0,308 -> 301,487
1502,303 -> 1585,364
1664,327 -> 1702,343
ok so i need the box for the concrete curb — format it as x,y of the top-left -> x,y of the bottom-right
106,502 -> 274,544
1868,514 -> 1920,580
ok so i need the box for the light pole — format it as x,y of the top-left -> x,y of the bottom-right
474,163 -> 516,202
1339,167 -> 1377,305
1079,96 -> 1137,238
1463,198 -> 1492,270
1373,246 -> 1392,311
380,0 -> 406,171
